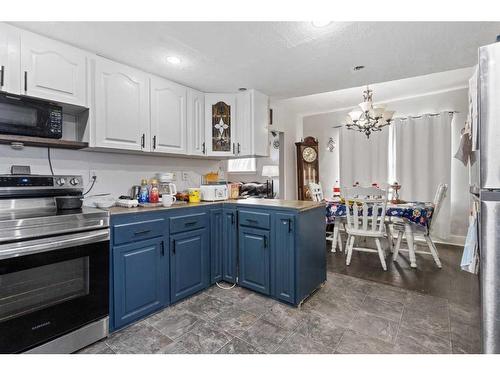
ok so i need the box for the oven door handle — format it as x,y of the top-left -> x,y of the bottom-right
0,229 -> 110,260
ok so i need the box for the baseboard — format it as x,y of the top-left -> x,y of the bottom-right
424,235 -> 465,247
389,233 -> 465,248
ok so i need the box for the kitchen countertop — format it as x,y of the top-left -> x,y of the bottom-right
233,198 -> 324,211
106,198 -> 324,216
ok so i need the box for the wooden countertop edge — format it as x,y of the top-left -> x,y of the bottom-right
107,199 -> 324,216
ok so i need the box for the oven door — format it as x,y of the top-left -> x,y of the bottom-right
0,93 -> 60,139
0,229 -> 109,353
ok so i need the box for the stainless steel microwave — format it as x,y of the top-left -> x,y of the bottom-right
0,93 -> 63,139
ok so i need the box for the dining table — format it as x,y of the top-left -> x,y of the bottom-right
325,199 -> 435,268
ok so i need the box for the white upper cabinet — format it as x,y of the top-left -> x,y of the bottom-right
20,31 -> 87,106
205,93 -> 237,157
252,90 -> 270,157
150,76 -> 187,154
187,89 -> 206,156
92,57 -> 150,151
236,91 -> 252,157
0,23 -> 20,94
235,89 -> 269,157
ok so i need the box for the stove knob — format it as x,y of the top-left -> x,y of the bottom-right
55,177 -> 66,186
69,178 -> 80,186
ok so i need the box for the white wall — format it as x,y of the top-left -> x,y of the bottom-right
269,101 -> 303,200
0,144 -> 221,199
303,87 -> 469,243
227,132 -> 280,182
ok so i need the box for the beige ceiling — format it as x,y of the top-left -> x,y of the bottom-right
10,21 -> 500,98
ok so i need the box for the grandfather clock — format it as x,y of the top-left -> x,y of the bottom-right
295,136 -> 319,200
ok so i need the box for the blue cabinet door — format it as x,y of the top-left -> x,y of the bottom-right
210,208 -> 223,284
238,226 -> 270,295
273,213 -> 296,304
222,208 -> 237,283
170,228 -> 209,303
112,237 -> 168,330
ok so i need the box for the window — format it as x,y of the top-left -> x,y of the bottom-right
228,158 -> 256,173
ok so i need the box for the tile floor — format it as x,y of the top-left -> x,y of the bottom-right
79,270 -> 480,354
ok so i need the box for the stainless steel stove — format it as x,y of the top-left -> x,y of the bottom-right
0,175 -> 110,354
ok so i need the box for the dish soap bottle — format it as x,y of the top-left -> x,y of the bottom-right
138,179 -> 149,203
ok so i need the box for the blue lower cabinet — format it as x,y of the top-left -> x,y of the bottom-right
170,228 -> 209,303
210,207 -> 237,284
222,208 -> 237,283
210,209 -> 223,284
272,213 -> 296,304
112,237 -> 169,330
238,226 -> 270,295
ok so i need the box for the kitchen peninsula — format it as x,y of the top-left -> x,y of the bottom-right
108,199 -> 326,332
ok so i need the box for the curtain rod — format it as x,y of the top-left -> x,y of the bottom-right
395,111 -> 458,121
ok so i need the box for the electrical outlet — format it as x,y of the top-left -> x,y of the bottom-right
89,170 -> 97,181
182,171 -> 189,181
171,172 -> 177,181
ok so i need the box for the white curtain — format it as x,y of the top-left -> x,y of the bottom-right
339,127 -> 389,187
393,112 -> 452,239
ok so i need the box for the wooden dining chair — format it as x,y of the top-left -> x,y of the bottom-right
392,183 -> 447,268
344,186 -> 390,270
308,182 -> 324,202
309,182 -> 344,253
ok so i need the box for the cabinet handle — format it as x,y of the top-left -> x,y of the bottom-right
153,135 -> 157,150
246,218 -> 258,223
24,71 -> 27,92
202,142 -> 206,154
0,66 -> 4,87
141,133 -> 145,149
172,239 -> 176,254
134,229 -> 151,236
264,236 -> 268,248
231,213 -> 235,225
238,143 -> 241,155
288,219 -> 292,233
184,221 -> 197,226
232,143 -> 236,155
161,241 -> 165,256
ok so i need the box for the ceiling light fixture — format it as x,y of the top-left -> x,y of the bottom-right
166,56 -> 181,65
342,86 -> 395,139
311,21 -> 331,28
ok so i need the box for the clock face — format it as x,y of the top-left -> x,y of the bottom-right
302,147 -> 317,163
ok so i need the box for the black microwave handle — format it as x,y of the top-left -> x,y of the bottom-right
0,65 -> 4,87
24,71 -> 27,92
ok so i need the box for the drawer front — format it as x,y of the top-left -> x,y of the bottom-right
238,210 -> 271,230
169,212 -> 208,234
113,218 -> 165,245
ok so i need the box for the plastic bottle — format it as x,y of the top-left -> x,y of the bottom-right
333,180 -> 341,197
149,179 -> 160,203
138,179 -> 149,203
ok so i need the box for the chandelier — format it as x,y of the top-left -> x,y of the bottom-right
343,86 -> 395,138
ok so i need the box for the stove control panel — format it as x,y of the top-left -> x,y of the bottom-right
0,175 -> 84,190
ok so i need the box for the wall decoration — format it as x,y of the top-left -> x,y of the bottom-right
272,136 -> 280,150
326,137 -> 336,152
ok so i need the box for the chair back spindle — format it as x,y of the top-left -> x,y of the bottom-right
344,187 -> 388,235
308,182 -> 324,202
